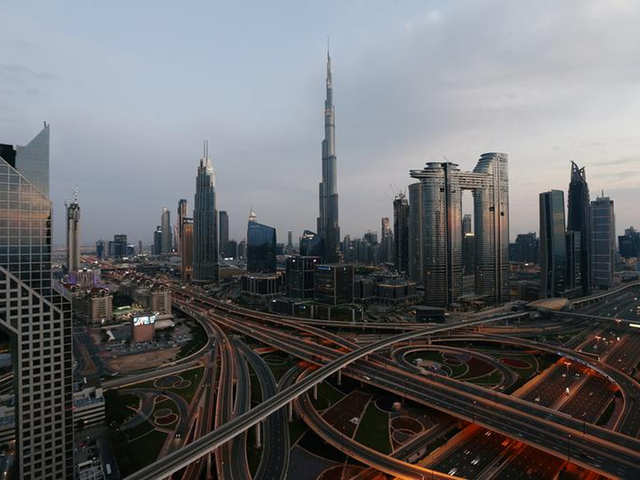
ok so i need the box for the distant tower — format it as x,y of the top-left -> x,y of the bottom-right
66,191 -> 80,273
177,198 -> 188,254
287,230 -> 293,249
393,193 -> 410,274
380,217 -> 393,263
193,141 -> 219,282
219,210 -> 229,258
317,47 -> 341,263
181,217 -> 194,281
153,226 -> 163,255
161,208 -> 172,254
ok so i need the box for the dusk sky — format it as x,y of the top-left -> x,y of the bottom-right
1,0 -> 639,246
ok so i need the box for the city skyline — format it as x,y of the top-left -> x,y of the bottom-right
2,1 -> 640,246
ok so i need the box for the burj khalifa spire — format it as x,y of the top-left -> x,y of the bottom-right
318,47 -> 341,263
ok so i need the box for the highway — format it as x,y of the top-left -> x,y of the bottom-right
123,313 -> 522,480
198,305 -> 640,478
237,340 -> 290,480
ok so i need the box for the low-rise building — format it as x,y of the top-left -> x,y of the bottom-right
73,387 -> 106,429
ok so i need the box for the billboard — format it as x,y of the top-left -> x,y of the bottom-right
133,314 -> 157,327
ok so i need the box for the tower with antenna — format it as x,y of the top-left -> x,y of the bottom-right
66,188 -> 81,273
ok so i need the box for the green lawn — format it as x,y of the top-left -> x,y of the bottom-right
354,402 -> 391,454
311,382 -> 344,411
105,390 -> 140,426
111,428 -> 167,476
169,367 -> 203,403
177,320 -> 207,359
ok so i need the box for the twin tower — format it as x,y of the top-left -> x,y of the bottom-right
409,153 -> 510,307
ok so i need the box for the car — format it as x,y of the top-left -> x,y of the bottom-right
471,456 -> 480,465
464,449 -> 471,455
448,468 -> 458,475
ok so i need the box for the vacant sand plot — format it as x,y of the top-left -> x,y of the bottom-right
107,347 -> 180,373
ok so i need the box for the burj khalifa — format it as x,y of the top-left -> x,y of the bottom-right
317,49 -> 341,263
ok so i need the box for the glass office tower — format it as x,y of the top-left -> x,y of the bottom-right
0,124 -> 74,479
247,213 -> 276,273
539,190 -> 567,297
567,162 -> 592,294
193,141 -> 219,282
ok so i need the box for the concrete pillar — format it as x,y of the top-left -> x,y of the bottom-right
288,401 -> 293,422
337,369 -> 342,386
427,336 -> 431,345
255,421 -> 261,448
313,384 -> 318,400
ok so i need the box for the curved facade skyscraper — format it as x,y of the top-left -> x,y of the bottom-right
317,49 -> 341,263
193,141 -> 218,282
66,196 -> 80,273
409,153 -> 509,307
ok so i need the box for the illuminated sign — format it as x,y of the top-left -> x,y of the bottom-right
630,323 -> 640,329
133,314 -> 157,327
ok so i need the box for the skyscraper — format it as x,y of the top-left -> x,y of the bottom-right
247,210 -> 277,273
393,192 -> 410,274
66,195 -> 81,273
539,190 -> 567,297
193,141 -> 218,282
161,207 -> 172,254
317,49 -> 341,263
591,195 -> 615,289
567,162 -> 592,294
409,153 -> 509,307
219,210 -> 229,258
177,198 -> 188,254
287,231 -> 293,250
380,217 -> 393,263
300,230 -> 323,257
0,124 -> 74,479
153,226 -> 163,255
408,183 -> 423,283
181,217 -> 194,281
96,239 -> 105,259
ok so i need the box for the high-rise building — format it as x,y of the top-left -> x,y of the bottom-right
108,234 -> 128,258
66,195 -> 80,273
161,207 -> 172,254
567,162 -> 592,294
566,230 -> 582,293
177,199 -> 187,254
287,231 -> 293,250
317,49 -> 341,263
408,183 -> 423,283
409,153 -> 509,307
591,195 -> 615,289
247,210 -> 276,273
153,226 -> 162,255
138,240 -> 143,255
461,214 -> 474,275
96,240 -> 105,259
238,240 -> 246,260
618,226 -> 640,258
380,217 -> 393,263
286,255 -> 320,298
314,264 -> 354,305
510,232 -> 539,264
393,193 -> 409,274
0,124 -> 74,479
219,210 -> 229,258
193,141 -> 218,282
181,217 -> 193,281
539,190 -> 567,297
300,230 -> 323,257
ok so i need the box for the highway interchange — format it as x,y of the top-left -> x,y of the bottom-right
97,269 -> 640,480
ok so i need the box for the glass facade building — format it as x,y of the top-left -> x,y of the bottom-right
393,193 -> 409,274
539,190 -> 567,297
247,218 -> 276,273
567,162 -> 592,294
193,143 -> 219,282
591,196 -> 615,289
409,153 -> 509,307
300,230 -> 323,257
0,124 -> 74,479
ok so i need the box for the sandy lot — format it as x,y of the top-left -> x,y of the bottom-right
107,347 -> 180,374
